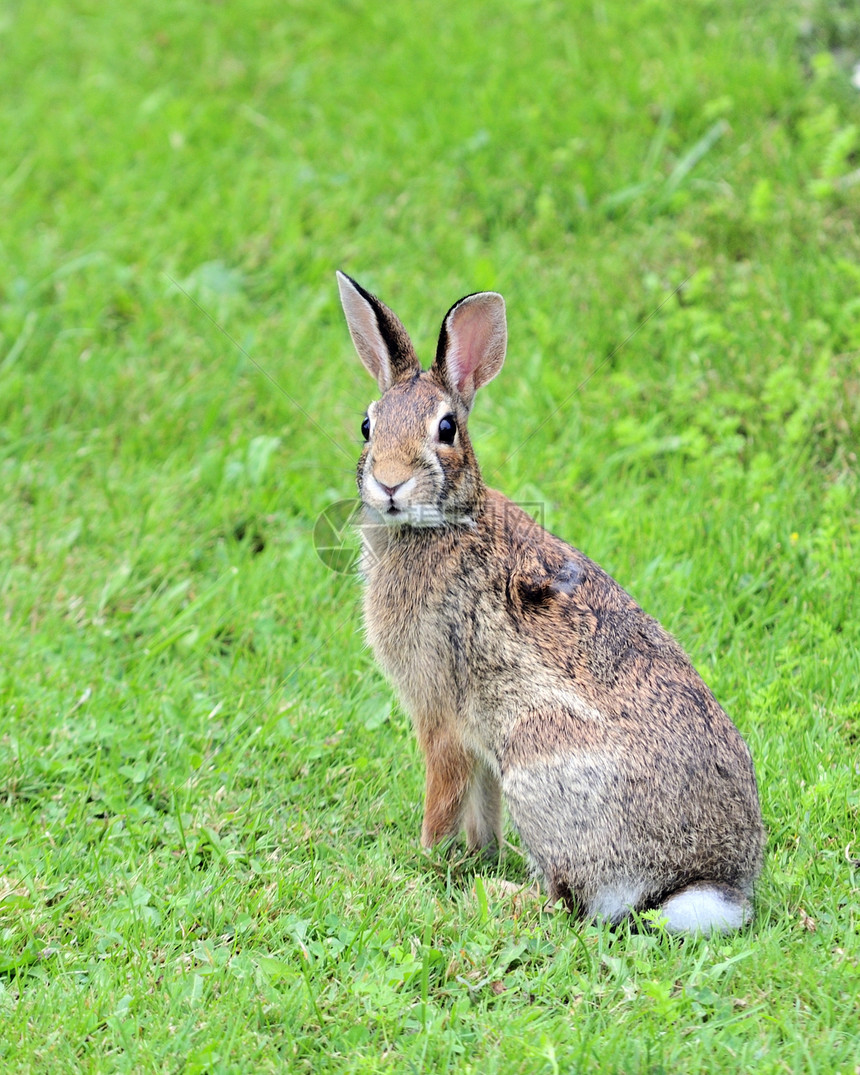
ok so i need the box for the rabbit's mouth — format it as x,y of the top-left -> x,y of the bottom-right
364,497 -> 445,528
361,473 -> 473,528
379,502 -> 473,529
387,503 -> 443,527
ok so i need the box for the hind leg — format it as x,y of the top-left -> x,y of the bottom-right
658,883 -> 754,935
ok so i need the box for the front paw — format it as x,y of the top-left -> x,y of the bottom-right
420,827 -> 460,855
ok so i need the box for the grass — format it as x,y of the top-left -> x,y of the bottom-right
1,0 -> 859,1070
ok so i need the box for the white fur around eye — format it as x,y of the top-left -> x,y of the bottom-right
431,402 -> 458,445
363,402 -> 378,438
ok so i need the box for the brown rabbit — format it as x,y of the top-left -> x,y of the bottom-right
336,271 -> 764,934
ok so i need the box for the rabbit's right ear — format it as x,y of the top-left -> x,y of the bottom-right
432,291 -> 507,410
336,272 -> 420,393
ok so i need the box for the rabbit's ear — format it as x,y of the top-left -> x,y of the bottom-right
432,292 -> 507,409
336,272 -> 420,392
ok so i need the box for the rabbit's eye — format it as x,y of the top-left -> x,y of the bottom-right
438,415 -> 457,444
361,416 -> 371,441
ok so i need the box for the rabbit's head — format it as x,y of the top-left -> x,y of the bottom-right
337,272 -> 506,528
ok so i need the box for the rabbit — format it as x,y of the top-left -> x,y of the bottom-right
336,271 -> 765,935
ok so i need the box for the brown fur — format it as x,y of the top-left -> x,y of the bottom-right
336,272 -> 765,931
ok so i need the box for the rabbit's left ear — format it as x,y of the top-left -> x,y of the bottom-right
432,291 -> 507,410
336,271 -> 421,393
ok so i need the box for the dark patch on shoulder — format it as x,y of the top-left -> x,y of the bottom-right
512,558 -> 585,612
514,577 -> 554,610
553,559 -> 583,595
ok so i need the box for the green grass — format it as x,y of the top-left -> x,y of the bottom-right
1,0 -> 859,1070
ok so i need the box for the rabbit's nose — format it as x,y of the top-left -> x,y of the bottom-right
372,463 -> 413,496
